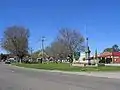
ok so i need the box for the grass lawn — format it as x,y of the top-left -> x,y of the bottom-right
13,63 -> 120,72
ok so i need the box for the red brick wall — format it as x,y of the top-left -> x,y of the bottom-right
114,58 -> 120,63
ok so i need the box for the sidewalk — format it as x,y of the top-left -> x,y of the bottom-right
10,65 -> 120,79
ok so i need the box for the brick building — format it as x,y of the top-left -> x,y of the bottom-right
99,52 -> 120,63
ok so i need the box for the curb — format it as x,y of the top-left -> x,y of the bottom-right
10,65 -> 120,79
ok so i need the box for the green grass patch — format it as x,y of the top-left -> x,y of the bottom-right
13,63 -> 120,72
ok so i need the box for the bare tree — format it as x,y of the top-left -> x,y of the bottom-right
45,28 -> 85,63
58,28 -> 85,54
51,41 -> 68,58
1,26 -> 29,61
45,46 -> 55,57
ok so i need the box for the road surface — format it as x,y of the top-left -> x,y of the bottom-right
0,64 -> 120,90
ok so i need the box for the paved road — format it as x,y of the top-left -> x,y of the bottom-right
0,64 -> 120,90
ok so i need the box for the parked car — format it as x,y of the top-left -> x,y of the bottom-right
7,58 -> 17,63
5,60 -> 11,64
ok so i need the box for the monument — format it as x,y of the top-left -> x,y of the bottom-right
85,37 -> 91,65
72,37 -> 92,66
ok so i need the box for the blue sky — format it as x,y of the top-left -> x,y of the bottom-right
0,0 -> 120,54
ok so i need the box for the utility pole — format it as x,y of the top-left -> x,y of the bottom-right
30,48 -> 33,58
41,36 -> 45,60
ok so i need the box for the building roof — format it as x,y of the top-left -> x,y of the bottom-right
112,52 -> 120,56
99,52 -> 120,57
99,52 -> 112,57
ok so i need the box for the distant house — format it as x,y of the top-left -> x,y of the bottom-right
98,52 -> 120,63
0,54 -> 15,61
7,54 -> 15,58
